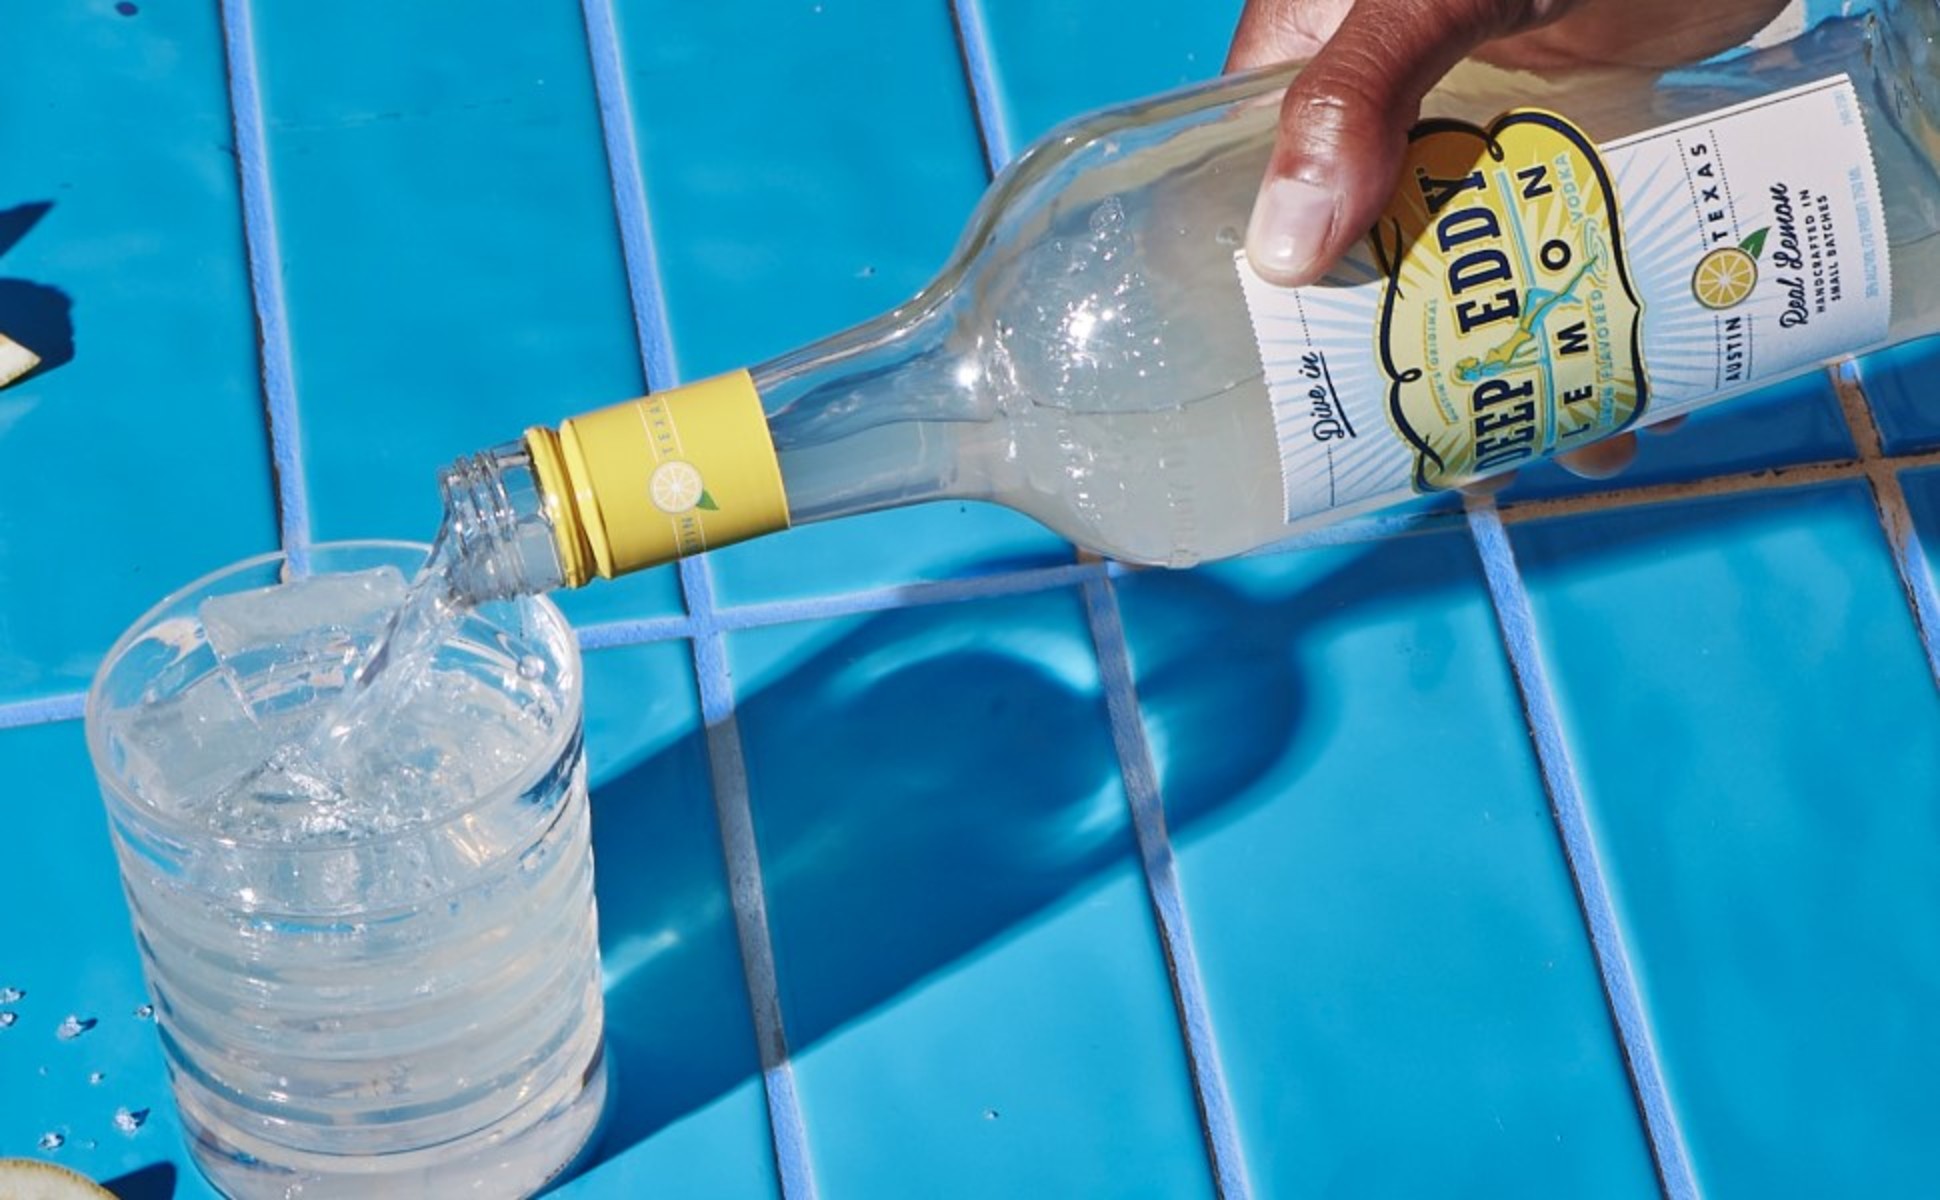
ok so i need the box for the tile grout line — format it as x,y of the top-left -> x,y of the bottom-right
683,560 -> 819,1200
946,0 -> 1014,176
576,1 -> 815,1194
1495,446 -> 1940,525
215,0 -> 312,574
19,422 -> 1940,735
946,8 -> 1248,1195
1831,362 -> 1940,690
1464,497 -> 1698,1200
576,560 -> 1113,651
0,692 -> 87,731
576,0 -> 678,386
1081,574 -> 1253,1200
575,436 -> 1940,652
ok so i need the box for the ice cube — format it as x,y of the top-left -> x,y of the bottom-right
199,567 -> 409,712
201,567 -> 409,660
109,671 -> 269,810
203,741 -> 355,844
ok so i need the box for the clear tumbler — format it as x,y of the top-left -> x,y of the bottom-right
85,542 -> 606,1198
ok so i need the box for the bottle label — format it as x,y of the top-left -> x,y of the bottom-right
556,369 -> 790,576
1235,75 -> 1892,520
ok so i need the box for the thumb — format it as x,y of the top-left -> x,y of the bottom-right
1245,0 -> 1567,286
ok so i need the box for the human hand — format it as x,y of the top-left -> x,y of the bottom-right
1227,0 -> 1784,478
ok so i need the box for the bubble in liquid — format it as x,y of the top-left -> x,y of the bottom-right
55,1014 -> 96,1040
37,1131 -> 64,1151
0,986 -> 22,1003
112,1107 -> 149,1135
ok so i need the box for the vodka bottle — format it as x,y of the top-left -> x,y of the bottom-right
440,4 -> 1940,601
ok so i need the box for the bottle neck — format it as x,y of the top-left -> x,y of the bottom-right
752,296 -> 995,524
438,443 -> 570,601
444,300 -> 1001,597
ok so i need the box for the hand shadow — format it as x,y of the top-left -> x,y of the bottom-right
0,201 -> 76,376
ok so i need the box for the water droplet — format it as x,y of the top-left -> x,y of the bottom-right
88,1071 -> 106,1085
1215,226 -> 1241,248
0,1012 -> 16,1028
0,986 -> 23,1003
115,1 -> 139,14
517,655 -> 546,680
133,1004 -> 155,1020
56,1014 -> 96,1040
983,1108 -> 1000,1121
112,1107 -> 149,1135
37,1131 -> 64,1151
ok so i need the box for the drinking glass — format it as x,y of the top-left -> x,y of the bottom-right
85,542 -> 606,1198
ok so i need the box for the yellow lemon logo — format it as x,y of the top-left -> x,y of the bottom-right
1692,247 -> 1758,310
649,460 -> 715,514
1691,228 -> 1767,311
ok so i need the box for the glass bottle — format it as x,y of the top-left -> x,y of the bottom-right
441,3 -> 1940,601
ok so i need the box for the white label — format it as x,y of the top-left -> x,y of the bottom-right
1236,75 -> 1893,523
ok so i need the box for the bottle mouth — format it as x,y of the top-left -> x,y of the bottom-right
437,443 -> 576,601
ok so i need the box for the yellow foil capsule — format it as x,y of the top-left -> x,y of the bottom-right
524,369 -> 790,583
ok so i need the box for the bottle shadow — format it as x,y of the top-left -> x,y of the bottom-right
100,1161 -> 176,1200
581,529 -> 1484,1165
0,201 -> 76,376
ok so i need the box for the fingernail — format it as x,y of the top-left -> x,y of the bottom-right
1246,176 -> 1336,285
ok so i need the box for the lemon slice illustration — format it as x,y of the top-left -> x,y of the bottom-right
1692,246 -> 1758,310
649,460 -> 707,514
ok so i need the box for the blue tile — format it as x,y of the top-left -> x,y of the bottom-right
614,0 -> 1065,607
1113,535 -> 1659,1196
974,0 -> 1237,146
1853,337 -> 1940,455
0,4 -> 278,704
1499,371 -> 1853,503
791,866 -> 1211,1198
0,721 -> 217,1197
247,0 -> 681,627
555,1083 -> 778,1200
725,591 -> 1213,1197
576,641 -> 779,1189
1904,463 -> 1940,548
1511,484 -> 1940,1197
